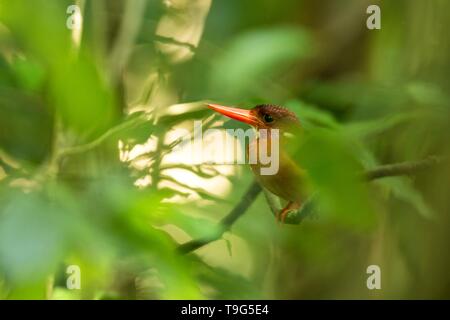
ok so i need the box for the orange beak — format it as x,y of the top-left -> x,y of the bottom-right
206,104 -> 260,127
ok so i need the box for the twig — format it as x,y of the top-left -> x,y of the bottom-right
154,35 -> 197,52
178,155 -> 448,254
58,113 -> 150,157
160,174 -> 226,203
364,156 -> 447,180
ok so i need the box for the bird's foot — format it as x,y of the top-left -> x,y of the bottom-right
276,201 -> 301,224
276,209 -> 294,224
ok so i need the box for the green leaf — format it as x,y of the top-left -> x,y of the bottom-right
297,129 -> 376,230
11,57 -> 46,92
0,192 -> 70,284
343,112 -> 416,139
380,177 -> 434,220
1,0 -> 118,137
286,100 -> 340,130
357,146 -> 434,220
210,26 -> 313,98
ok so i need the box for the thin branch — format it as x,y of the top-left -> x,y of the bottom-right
178,155 -> 448,254
364,156 -> 447,180
58,113 -> 150,157
160,174 -> 226,203
154,35 -> 197,52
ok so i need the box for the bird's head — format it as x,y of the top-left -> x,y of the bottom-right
207,103 -> 300,132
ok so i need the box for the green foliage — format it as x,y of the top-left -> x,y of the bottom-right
0,0 -> 449,300
1,0 -> 117,137
298,129 -> 377,230
209,26 -> 313,99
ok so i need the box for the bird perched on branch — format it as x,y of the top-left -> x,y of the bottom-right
207,103 -> 307,223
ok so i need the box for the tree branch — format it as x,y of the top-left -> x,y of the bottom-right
364,156 -> 446,180
178,155 -> 448,254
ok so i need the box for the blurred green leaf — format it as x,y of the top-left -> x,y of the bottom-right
297,130 -> 376,230
406,82 -> 449,107
287,99 -> 340,130
0,192 -> 71,285
11,57 -> 45,92
382,177 -> 434,220
0,0 -> 118,137
0,88 -> 53,164
0,56 -> 15,87
210,26 -> 313,98
343,112 -> 416,139
356,145 -> 435,220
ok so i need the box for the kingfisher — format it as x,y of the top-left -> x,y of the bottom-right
207,103 -> 308,223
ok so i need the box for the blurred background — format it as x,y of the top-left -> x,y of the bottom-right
0,0 -> 449,299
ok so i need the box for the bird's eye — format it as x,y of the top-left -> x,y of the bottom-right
263,114 -> 274,123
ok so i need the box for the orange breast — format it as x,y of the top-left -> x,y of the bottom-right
247,136 -> 306,203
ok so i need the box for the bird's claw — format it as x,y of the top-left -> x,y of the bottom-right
276,208 -> 296,224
